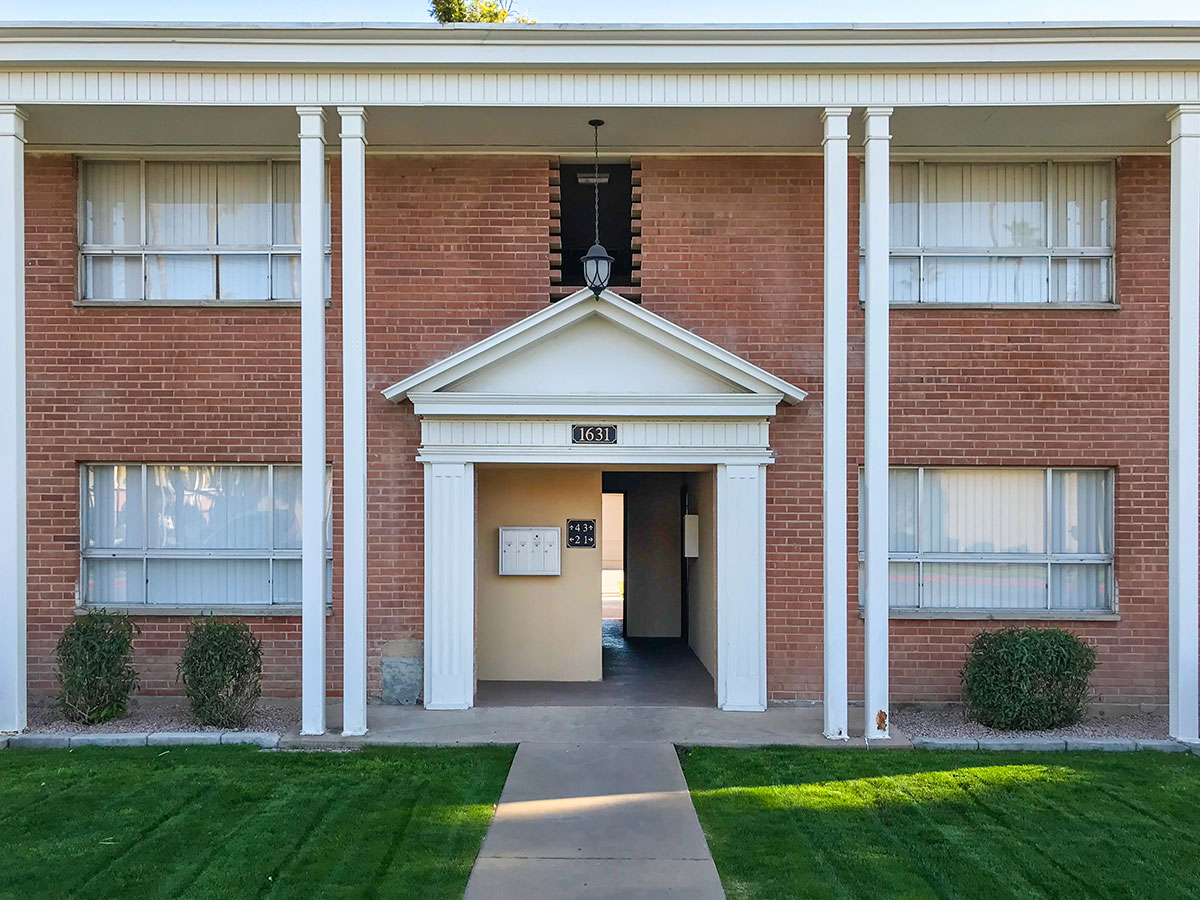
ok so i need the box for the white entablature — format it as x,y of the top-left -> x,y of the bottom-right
383,287 -> 806,465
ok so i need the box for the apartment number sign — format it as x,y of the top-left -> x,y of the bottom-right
572,425 -> 617,444
567,519 -> 597,548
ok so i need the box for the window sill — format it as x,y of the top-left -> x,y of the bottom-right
72,300 -> 333,309
858,607 -> 1120,622
76,604 -> 330,618
877,302 -> 1120,312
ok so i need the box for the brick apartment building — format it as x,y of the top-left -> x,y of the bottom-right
1,21 -> 1200,741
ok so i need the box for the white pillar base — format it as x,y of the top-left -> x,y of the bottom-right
716,463 -> 768,712
424,462 -> 476,711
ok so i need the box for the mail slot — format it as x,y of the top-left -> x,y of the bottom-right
498,526 -> 562,576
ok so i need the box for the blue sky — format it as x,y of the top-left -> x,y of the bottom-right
1,0 -> 1197,23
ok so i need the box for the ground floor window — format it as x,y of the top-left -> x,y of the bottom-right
81,463 -> 331,608
860,467 -> 1114,612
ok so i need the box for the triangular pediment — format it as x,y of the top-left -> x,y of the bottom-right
446,315 -> 746,395
382,288 -> 805,417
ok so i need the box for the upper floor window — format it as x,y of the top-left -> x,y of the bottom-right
880,161 -> 1114,305
79,160 -> 330,303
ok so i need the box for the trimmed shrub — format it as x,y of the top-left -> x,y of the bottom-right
55,610 -> 139,724
178,618 -> 263,728
962,627 -> 1097,730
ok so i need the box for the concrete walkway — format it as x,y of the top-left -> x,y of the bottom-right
464,742 -> 725,900
281,703 -> 912,748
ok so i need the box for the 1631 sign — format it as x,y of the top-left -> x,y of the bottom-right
571,425 -> 617,444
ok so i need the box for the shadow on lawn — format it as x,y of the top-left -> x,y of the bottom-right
680,748 -> 1200,900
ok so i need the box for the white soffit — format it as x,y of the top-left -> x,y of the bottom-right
382,287 -> 806,412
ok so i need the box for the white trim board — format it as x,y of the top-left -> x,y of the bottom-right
5,69 -> 1200,107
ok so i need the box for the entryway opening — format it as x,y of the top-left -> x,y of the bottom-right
474,465 -> 715,707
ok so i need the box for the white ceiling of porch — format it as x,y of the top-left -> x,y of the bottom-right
24,102 -> 1172,155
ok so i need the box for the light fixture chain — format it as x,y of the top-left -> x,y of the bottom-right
593,122 -> 600,244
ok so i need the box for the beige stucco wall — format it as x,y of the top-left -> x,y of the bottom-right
475,466 -> 602,681
686,470 -> 717,677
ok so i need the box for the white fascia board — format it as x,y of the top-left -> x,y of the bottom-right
416,446 -> 777,465
408,392 -> 785,418
382,287 -> 807,405
3,22 -> 1200,69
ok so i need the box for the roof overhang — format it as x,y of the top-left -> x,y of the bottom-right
3,21 -> 1200,69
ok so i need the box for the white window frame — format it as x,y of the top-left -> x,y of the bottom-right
860,466 -> 1116,613
878,159 -> 1117,307
77,158 -> 331,304
79,463 -> 333,611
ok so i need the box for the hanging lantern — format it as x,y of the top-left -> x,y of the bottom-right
581,242 -> 614,297
580,119 -> 612,298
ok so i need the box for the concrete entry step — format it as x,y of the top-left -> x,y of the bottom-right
464,741 -> 725,900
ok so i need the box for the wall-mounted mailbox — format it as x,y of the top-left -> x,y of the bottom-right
683,514 -> 700,558
499,526 -> 561,576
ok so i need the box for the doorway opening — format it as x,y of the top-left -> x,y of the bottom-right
601,492 -> 625,622
473,465 -> 716,707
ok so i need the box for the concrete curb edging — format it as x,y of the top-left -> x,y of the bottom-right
913,736 -> 1194,753
3,731 -> 281,750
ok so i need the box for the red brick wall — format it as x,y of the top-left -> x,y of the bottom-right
638,154 -> 1171,707
24,150 -> 1171,707
25,154 -> 346,697
24,154 -> 550,700
364,156 -> 552,696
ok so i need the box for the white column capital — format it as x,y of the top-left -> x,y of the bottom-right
337,106 -> 369,142
0,105 -> 26,141
821,107 -> 851,142
297,106 -> 327,141
1168,105 -> 1200,141
863,107 -> 893,142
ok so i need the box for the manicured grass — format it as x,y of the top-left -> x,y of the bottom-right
1,745 -> 515,900
680,747 -> 1200,900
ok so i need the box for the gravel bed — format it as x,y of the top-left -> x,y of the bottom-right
893,707 -> 1169,741
24,702 -> 298,735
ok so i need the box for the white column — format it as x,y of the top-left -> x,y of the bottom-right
715,463 -> 768,712
339,107 -> 369,737
0,106 -> 25,734
424,462 -> 476,710
1168,105 -> 1200,743
822,107 -> 851,741
862,107 -> 892,740
298,106 -> 327,736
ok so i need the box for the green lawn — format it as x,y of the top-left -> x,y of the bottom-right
680,747 -> 1200,900
0,745 -> 515,900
